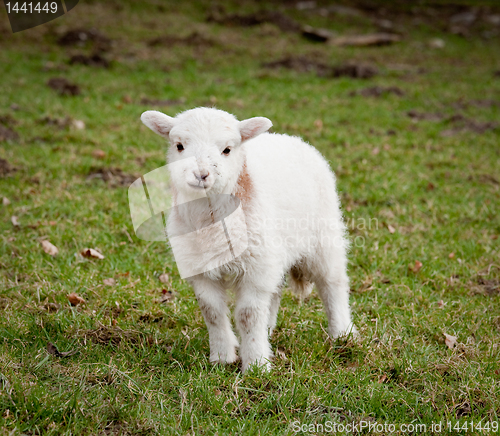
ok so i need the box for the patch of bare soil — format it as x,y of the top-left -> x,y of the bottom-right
0,125 -> 19,142
407,110 -> 497,135
0,158 -> 16,176
47,77 -> 81,96
469,278 -> 500,296
87,167 -> 139,188
81,325 -> 142,346
350,86 -> 404,97
139,97 -> 182,107
331,63 -> 378,79
0,115 -> 19,142
57,28 -> 112,52
207,8 -> 301,33
263,56 -> 378,79
148,31 -> 216,48
69,53 -> 110,68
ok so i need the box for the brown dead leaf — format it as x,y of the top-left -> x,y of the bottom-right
159,273 -> 170,284
449,252 -> 455,259
378,374 -> 388,383
47,342 -> 78,358
41,240 -> 58,256
92,149 -> 106,159
103,278 -> 116,286
3,197 -> 10,205
410,260 -> 423,273
11,216 -> 19,227
387,224 -> 396,234
81,248 -> 104,259
67,293 -> 85,306
444,333 -> 457,349
160,289 -> 173,304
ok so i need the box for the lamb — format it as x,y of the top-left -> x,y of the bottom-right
140,107 -> 356,371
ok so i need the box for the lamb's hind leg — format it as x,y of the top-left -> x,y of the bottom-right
190,276 -> 239,363
314,265 -> 356,339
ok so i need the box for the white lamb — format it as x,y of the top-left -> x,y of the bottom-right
141,107 -> 356,372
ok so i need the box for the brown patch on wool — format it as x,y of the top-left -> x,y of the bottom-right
234,162 -> 253,209
237,307 -> 257,334
198,300 -> 218,325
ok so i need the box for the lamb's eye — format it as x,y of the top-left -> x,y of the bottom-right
176,143 -> 184,152
222,147 -> 231,155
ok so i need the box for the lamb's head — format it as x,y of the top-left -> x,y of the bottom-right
141,107 -> 271,199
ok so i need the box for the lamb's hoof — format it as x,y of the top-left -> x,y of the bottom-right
241,358 -> 272,373
330,323 -> 359,340
210,350 -> 239,365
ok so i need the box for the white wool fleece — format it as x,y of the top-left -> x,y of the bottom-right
141,107 -> 356,372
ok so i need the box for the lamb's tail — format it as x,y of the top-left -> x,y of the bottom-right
289,264 -> 313,299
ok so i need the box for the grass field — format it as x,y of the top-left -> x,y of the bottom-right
1,1 -> 499,434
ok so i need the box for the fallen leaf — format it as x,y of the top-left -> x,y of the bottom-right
448,252 -> 455,259
214,389 -> 222,396
314,119 -> 323,130
92,149 -> 106,159
444,333 -> 457,349
103,278 -> 116,286
378,374 -> 387,383
410,260 -> 423,273
372,147 -> 380,155
72,119 -> 85,130
11,216 -> 19,227
159,273 -> 170,284
2,197 -> 10,205
67,293 -> 85,306
47,342 -> 78,358
160,289 -> 173,304
41,240 -> 59,256
81,248 -> 104,259
387,224 -> 396,234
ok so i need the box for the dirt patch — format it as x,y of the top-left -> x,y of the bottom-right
148,31 -> 215,48
47,77 -> 81,96
350,86 -> 404,97
407,110 -> 443,122
263,57 -> 378,79
0,158 -> 16,176
441,114 -> 497,136
69,53 -> 110,68
263,56 -> 331,75
81,325 -> 142,347
87,167 -> 139,187
451,99 -> 500,110
469,278 -> 500,296
207,9 -> 300,33
38,116 -> 72,129
57,28 -> 112,52
139,97 -> 183,107
0,125 -> 19,142
331,63 -> 378,79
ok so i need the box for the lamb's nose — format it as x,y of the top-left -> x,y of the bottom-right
194,171 -> 209,181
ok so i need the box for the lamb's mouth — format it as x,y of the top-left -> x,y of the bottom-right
187,181 -> 210,190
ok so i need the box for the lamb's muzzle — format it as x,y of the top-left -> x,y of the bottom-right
140,107 -> 357,372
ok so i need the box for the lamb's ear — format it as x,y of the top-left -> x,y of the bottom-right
238,117 -> 272,142
141,110 -> 175,138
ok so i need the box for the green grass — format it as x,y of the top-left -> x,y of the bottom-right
1,1 -> 500,434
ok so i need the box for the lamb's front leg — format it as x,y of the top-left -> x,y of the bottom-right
235,283 -> 275,372
190,276 -> 239,364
